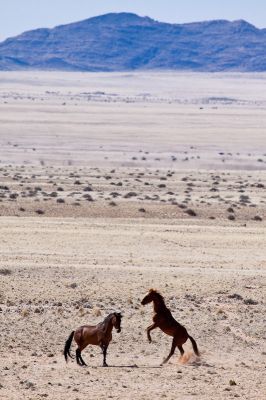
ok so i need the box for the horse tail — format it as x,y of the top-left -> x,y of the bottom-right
188,335 -> 200,357
64,331 -> 75,362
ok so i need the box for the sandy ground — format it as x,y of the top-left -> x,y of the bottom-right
0,72 -> 266,399
0,71 -> 266,169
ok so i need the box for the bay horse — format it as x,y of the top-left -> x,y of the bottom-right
141,289 -> 199,364
64,312 -> 122,367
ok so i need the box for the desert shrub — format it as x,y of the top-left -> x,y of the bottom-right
124,192 -> 137,199
110,192 -> 119,198
0,268 -> 12,275
83,186 -> 93,192
239,194 -> 250,203
185,209 -> 197,217
243,298 -> 258,305
83,194 -> 94,202
228,293 -> 243,300
35,209 -> 45,215
253,215 -> 262,221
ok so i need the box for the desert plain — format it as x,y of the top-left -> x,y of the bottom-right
0,72 -> 265,399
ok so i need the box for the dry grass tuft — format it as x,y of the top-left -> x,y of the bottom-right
21,309 -> 30,317
92,307 -> 101,317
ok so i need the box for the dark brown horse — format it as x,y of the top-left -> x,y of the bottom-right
141,289 -> 199,364
64,312 -> 122,367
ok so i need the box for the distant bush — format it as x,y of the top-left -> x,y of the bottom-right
124,192 -> 137,199
243,298 -> 258,305
185,209 -> 197,217
0,268 -> 12,275
35,209 -> 45,215
253,215 -> 262,221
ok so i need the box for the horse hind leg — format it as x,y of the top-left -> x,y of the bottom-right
76,349 -> 83,366
178,344 -> 193,364
161,338 -> 176,365
75,349 -> 82,366
76,348 -> 87,366
177,344 -> 185,357
79,352 -> 87,366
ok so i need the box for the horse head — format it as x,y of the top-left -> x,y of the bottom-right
141,289 -> 161,305
112,312 -> 122,333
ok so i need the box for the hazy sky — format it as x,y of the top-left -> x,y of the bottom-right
1,0 -> 265,41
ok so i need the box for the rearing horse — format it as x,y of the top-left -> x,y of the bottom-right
141,289 -> 199,364
64,312 -> 122,367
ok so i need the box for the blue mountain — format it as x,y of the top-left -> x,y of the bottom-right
0,13 -> 266,71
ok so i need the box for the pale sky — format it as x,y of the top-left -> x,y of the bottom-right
1,0 -> 265,41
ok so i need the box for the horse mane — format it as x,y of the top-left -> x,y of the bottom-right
103,313 -> 115,323
102,312 -> 121,324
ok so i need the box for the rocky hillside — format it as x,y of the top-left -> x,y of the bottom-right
0,12 -> 266,71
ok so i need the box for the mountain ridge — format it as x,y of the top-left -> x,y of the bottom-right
0,12 -> 266,72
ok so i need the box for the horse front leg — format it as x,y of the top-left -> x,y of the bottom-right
146,323 -> 157,343
101,344 -> 108,367
161,338 -> 176,365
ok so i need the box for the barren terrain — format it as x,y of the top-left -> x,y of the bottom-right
0,72 -> 265,399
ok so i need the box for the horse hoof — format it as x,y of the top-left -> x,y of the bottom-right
103,364 -> 108,367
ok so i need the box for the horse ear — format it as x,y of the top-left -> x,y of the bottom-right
149,288 -> 154,293
115,312 -> 122,317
